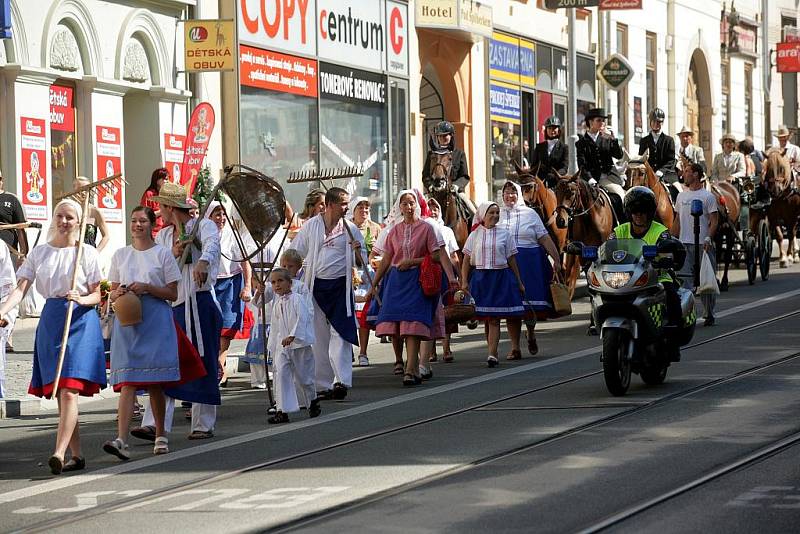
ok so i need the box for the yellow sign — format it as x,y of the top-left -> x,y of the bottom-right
184,19 -> 234,72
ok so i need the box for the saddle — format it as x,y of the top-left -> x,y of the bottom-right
590,183 -> 624,226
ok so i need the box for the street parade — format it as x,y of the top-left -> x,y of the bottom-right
1,1 -> 800,532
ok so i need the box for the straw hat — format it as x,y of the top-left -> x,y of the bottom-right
719,133 -> 737,144
152,181 -> 193,208
677,125 -> 694,136
775,125 -> 792,138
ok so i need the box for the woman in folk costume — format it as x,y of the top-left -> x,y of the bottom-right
0,199 -> 106,474
287,187 -> 365,401
266,268 -> 320,424
152,181 -> 222,440
371,190 -> 442,386
206,201 -> 252,387
425,196 -> 460,364
461,202 -> 526,368
497,181 -> 562,358
348,196 -> 381,367
0,243 -> 15,399
103,206 -> 190,459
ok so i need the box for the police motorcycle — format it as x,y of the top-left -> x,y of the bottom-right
566,237 -> 697,396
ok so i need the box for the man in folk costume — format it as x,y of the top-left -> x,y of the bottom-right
530,116 -> 569,188
136,182 -> 222,440
575,107 -> 626,219
288,187 -> 365,400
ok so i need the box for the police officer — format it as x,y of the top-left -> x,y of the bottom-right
639,108 -> 678,185
531,116 -> 569,188
422,120 -> 470,191
575,108 -> 625,217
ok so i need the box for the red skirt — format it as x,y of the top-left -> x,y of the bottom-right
29,377 -> 101,399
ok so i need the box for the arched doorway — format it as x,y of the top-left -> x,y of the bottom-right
419,75 -> 444,139
685,50 -> 713,156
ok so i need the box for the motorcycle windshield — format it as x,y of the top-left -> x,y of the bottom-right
598,239 -> 646,265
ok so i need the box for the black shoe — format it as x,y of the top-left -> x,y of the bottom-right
402,374 -> 422,387
316,389 -> 333,400
308,399 -> 321,418
466,319 -> 478,330
130,426 -> 156,442
268,411 -> 289,424
704,316 -> 715,327
420,367 -> 433,380
267,404 -> 277,415
332,382 -> 348,400
487,356 -> 499,368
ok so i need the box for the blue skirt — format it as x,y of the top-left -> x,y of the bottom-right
517,246 -> 553,312
109,295 -> 180,386
312,277 -> 358,346
165,291 -> 222,405
469,269 -> 524,318
30,298 -> 106,397
375,267 -> 437,327
242,323 -> 270,365
215,273 -> 244,336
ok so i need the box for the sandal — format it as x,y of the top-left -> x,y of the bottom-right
527,332 -> 539,356
428,352 -> 438,363
268,411 -> 290,424
487,355 -> 499,368
393,362 -> 404,375
187,430 -> 214,440
443,351 -> 454,363
62,456 -> 85,472
506,349 -> 522,361
402,373 -> 422,387
153,437 -> 169,455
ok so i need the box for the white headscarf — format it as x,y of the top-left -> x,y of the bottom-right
48,198 -> 83,245
472,201 -> 498,229
468,202 -> 499,267
426,197 -> 444,225
347,196 -> 370,221
500,181 -> 526,209
204,200 -> 223,221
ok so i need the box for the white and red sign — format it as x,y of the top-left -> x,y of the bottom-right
163,133 -> 186,182
181,103 -> 216,194
317,0 -> 384,71
777,42 -> 800,73
239,44 -> 318,97
49,85 -> 75,132
386,1 -> 408,76
238,0 -> 316,56
95,126 -> 123,223
20,117 -> 48,221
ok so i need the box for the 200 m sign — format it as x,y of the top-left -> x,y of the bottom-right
545,0 -> 600,8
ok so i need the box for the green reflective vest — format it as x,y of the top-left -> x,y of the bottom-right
612,221 -> 672,283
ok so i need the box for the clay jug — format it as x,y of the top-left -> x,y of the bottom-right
113,291 -> 142,326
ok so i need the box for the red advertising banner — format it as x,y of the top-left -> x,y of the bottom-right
599,0 -> 643,9
20,117 -> 48,221
49,85 -> 75,132
777,42 -> 800,73
163,133 -> 186,182
181,103 -> 215,194
95,125 -> 123,223
239,44 -> 318,97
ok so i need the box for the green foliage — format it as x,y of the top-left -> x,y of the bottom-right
192,166 -> 225,208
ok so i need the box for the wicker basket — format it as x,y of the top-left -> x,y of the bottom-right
444,303 -> 475,325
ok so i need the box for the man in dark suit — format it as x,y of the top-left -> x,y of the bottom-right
531,116 -> 569,188
638,108 -> 677,184
575,108 -> 625,219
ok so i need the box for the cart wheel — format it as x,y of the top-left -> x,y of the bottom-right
745,234 -> 757,285
759,219 -> 771,281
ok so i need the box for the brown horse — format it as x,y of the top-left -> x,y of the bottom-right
555,172 -> 615,297
762,149 -> 800,267
624,156 -> 676,234
708,179 -> 741,291
512,161 -> 567,254
425,146 -> 470,249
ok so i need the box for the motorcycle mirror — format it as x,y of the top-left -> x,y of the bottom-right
565,242 -> 584,256
642,245 -> 658,260
690,199 -> 704,217
582,246 -> 598,261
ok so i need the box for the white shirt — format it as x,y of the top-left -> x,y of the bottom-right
675,188 -> 719,244
463,226 -> 518,269
588,131 -> 600,143
782,142 -> 800,166
267,290 -> 315,354
651,131 -> 662,143
155,218 -> 220,305
0,244 -> 15,290
17,243 -> 102,298
498,205 -> 548,248
547,139 -> 558,155
217,225 -> 243,278
108,244 -> 181,289
289,216 -> 365,280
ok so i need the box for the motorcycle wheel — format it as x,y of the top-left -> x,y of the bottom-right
640,363 -> 668,385
602,329 -> 632,396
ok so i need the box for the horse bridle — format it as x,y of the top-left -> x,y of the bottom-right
556,178 -> 600,221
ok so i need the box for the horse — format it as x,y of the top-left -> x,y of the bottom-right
554,172 -> 616,298
424,139 -> 470,250
624,154 -> 676,234
762,149 -> 800,267
512,161 -> 567,254
708,178 -> 741,291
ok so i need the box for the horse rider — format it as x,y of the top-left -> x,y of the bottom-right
575,107 -> 626,220
639,108 -> 678,198
676,125 -> 706,174
775,125 -> 800,189
709,133 -> 746,185
422,120 -> 474,213
609,186 -> 685,336
531,116 -> 569,188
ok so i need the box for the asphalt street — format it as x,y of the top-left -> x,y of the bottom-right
1,260 -> 799,533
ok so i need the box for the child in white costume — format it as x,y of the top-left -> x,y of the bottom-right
266,268 -> 320,424
0,243 -> 15,398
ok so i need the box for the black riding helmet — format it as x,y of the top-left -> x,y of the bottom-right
624,186 -> 657,219
434,121 -> 455,136
544,116 -> 562,128
649,108 -> 666,123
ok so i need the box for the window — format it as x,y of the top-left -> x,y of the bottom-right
721,57 -> 730,133
744,62 -> 753,135
616,24 -> 629,146
645,32 -> 657,116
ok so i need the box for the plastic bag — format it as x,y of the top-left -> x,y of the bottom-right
698,251 -> 719,295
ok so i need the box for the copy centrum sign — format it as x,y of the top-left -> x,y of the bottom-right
185,19 -> 234,72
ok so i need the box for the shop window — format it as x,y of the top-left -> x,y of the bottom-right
491,120 -> 520,195
744,62 -> 753,136
645,32 -> 657,115
239,86 -> 319,217
616,23 -> 629,147
721,57 -> 730,133
49,83 -> 77,201
389,80 -> 409,197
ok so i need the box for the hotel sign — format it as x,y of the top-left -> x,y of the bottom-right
415,0 -> 492,40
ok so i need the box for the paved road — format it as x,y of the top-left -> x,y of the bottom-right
1,261 -> 798,533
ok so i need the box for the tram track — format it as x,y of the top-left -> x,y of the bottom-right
10,307 -> 800,534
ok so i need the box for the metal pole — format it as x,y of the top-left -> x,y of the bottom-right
568,9 -> 578,174
762,0 -> 771,148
